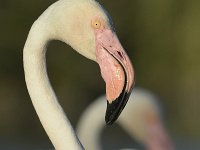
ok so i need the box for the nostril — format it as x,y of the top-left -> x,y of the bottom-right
117,51 -> 123,58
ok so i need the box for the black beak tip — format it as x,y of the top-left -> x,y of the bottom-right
105,90 -> 131,125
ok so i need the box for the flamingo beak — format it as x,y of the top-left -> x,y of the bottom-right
146,116 -> 175,150
95,28 -> 135,125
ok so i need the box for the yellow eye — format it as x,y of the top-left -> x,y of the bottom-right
92,20 -> 101,29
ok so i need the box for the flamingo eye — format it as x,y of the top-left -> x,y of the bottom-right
92,20 -> 101,29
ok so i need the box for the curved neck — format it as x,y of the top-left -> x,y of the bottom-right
77,98 -> 107,150
23,21 -> 83,150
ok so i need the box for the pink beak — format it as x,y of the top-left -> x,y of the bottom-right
95,27 -> 135,125
146,118 -> 175,150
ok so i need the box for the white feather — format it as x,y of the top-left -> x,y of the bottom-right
23,0 -> 111,149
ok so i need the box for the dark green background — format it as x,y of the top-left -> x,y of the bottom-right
0,0 -> 199,149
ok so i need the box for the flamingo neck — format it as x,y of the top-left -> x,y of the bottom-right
23,19 -> 83,150
77,98 -> 107,150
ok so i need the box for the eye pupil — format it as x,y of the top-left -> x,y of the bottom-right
92,21 -> 100,28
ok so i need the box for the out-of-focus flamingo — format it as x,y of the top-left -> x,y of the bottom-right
77,88 -> 174,150
23,0 -> 134,149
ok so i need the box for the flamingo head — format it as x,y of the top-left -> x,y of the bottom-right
51,0 -> 134,124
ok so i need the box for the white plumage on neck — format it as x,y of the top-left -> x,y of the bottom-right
23,0 -> 108,149
23,19 -> 83,150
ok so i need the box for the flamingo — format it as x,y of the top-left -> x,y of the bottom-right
77,88 -> 174,150
23,0 -> 134,149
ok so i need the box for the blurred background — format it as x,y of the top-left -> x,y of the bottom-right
0,0 -> 199,149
